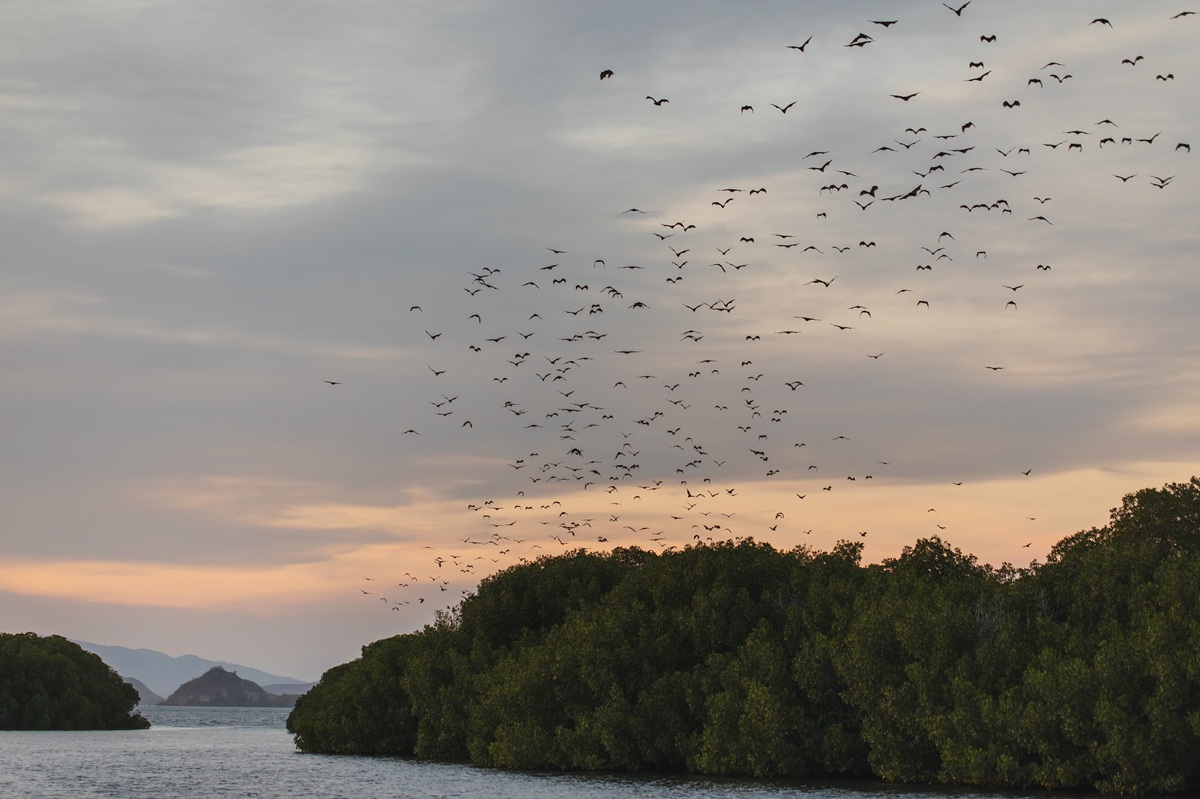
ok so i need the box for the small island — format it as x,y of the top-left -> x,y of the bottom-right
160,665 -> 296,707
288,478 -> 1200,795
0,633 -> 148,730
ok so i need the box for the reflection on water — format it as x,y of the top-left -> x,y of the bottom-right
138,704 -> 292,728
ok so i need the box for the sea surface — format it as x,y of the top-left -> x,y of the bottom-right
0,706 -> 1080,799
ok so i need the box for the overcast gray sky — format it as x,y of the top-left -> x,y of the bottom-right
2,0 -> 1197,680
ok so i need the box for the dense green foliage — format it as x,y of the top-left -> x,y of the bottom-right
0,633 -> 149,730
288,479 -> 1200,794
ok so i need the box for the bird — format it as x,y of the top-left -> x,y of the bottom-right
599,69 -> 613,80
645,96 -> 669,106
943,1 -> 970,15
771,101 -> 797,113
323,380 -> 341,386
891,92 -> 919,101
787,36 -> 813,51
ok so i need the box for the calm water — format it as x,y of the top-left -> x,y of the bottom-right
0,706 -> 1068,799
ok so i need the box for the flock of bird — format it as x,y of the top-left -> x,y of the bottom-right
347,5 -> 1194,612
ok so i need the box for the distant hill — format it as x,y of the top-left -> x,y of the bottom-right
262,682 -> 318,696
160,666 -> 295,707
73,641 -> 310,698
123,677 -> 163,705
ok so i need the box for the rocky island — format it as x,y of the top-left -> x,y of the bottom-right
160,665 -> 296,707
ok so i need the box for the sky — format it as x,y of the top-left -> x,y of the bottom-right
1,0 -> 1197,681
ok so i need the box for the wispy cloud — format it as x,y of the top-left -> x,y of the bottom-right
0,289 -> 410,360
2,0 -> 1196,678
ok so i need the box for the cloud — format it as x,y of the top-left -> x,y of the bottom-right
39,138 -> 403,229
0,288 -> 410,360
0,0 -> 1196,675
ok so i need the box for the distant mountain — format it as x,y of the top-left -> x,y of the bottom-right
73,641 -> 310,698
262,682 -> 318,696
124,677 -> 164,705
160,666 -> 294,707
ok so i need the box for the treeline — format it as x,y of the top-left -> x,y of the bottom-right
287,479 -> 1200,794
0,633 -> 149,730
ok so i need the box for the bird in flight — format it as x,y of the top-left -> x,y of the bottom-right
599,69 -> 613,80
787,36 -> 813,51
943,1 -> 970,15
323,380 -> 341,385
645,96 -> 669,106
